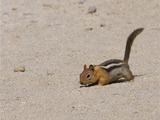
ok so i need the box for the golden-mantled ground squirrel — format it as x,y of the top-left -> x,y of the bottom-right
80,28 -> 144,87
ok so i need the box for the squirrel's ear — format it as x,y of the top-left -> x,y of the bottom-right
89,65 -> 94,71
84,64 -> 87,70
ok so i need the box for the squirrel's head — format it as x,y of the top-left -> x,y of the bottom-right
80,64 -> 98,87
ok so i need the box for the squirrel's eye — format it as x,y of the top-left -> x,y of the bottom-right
86,74 -> 91,79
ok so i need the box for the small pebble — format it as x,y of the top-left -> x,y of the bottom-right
78,0 -> 85,4
85,27 -> 93,31
100,23 -> 106,27
42,4 -> 52,8
88,6 -> 97,13
14,66 -> 25,72
12,7 -> 17,11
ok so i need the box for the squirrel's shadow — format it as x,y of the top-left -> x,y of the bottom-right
80,74 -> 145,88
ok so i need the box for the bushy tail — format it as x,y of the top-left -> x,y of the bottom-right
124,28 -> 144,63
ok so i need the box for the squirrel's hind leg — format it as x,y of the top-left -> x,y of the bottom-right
122,69 -> 134,81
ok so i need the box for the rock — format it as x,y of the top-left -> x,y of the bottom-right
14,66 -> 25,72
88,6 -> 97,14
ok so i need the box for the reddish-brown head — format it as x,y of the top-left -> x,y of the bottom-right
80,64 -> 98,86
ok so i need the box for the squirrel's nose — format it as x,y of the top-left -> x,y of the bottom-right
80,81 -> 83,85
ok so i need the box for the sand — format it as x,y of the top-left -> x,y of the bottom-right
1,0 -> 160,120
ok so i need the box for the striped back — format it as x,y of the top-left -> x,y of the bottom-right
99,59 -> 124,72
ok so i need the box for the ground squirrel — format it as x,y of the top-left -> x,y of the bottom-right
80,28 -> 144,87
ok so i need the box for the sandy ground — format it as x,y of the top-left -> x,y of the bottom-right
1,0 -> 160,120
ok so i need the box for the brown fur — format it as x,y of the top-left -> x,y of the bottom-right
80,65 -> 112,86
